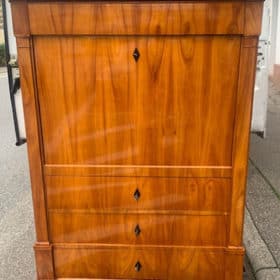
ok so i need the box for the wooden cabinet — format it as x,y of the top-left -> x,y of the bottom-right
10,1 -> 264,279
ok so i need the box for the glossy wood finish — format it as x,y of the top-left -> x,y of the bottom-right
16,39 -> 49,242
10,1 -> 29,36
245,1 -> 264,35
10,0 -> 264,279
16,35 -> 54,279
44,164 -> 232,178
46,176 -> 231,211
28,2 -> 245,35
53,246 -> 245,280
49,212 -> 228,245
35,36 -> 240,167
225,247 -> 245,280
229,36 -> 259,246
34,242 -> 55,279
53,246 -> 226,279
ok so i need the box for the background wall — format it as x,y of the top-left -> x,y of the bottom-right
269,0 -> 280,87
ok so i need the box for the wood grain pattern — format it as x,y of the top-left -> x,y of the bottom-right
34,242 -> 55,279
44,164 -> 232,178
34,36 -> 240,167
53,246 -> 225,279
46,176 -> 231,212
229,37 -> 259,246
244,1 -> 264,35
28,2 -> 245,35
225,247 -> 244,280
49,212 -> 228,246
10,0 -> 264,278
11,0 -> 29,36
16,38 -> 49,242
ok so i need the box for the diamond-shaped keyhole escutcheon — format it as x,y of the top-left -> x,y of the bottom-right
133,48 -> 140,62
135,261 -> 142,272
134,189 -> 141,201
134,224 -> 141,236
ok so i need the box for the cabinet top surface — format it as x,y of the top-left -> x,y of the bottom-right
10,0 -> 264,37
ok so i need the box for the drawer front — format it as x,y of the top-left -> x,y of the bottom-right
28,2 -> 244,35
35,36 -> 240,166
53,246 -> 225,279
49,212 -> 227,246
46,176 -> 231,212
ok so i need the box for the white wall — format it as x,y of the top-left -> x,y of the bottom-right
5,0 -> 17,56
269,0 -> 280,75
275,1 -> 280,65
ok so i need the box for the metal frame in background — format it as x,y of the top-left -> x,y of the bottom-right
1,0 -> 26,146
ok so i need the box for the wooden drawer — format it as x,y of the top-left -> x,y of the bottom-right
28,2 -> 245,35
49,212 -> 227,246
53,245 -> 226,279
46,176 -> 231,212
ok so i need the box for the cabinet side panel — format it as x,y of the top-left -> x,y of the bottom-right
11,0 -> 49,242
17,36 -> 54,279
11,2 -> 55,278
229,37 -> 258,246
16,37 -> 49,242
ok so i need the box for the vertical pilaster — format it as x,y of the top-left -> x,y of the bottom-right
11,1 -> 54,279
229,1 -> 264,249
229,36 -> 258,248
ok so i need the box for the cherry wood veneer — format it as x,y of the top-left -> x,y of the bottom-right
34,36 -> 239,167
10,0 -> 264,279
46,176 -> 231,211
53,246 -> 227,279
49,212 -> 228,245
28,2 -> 245,35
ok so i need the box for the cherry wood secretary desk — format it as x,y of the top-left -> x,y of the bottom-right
10,0 -> 263,279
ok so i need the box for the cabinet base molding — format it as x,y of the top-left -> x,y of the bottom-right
34,242 -> 55,280
225,247 -> 245,280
